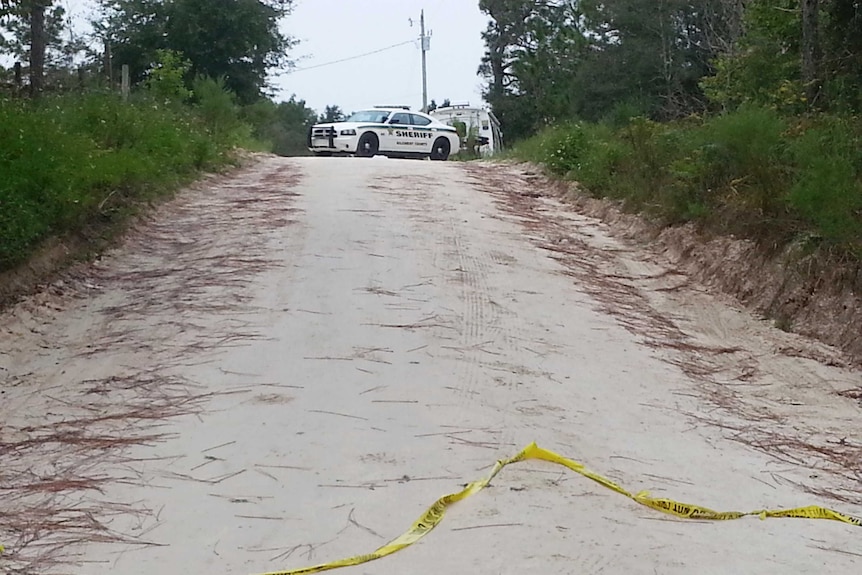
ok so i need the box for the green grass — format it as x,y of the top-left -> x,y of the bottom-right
0,91 -> 249,271
511,107 -> 862,258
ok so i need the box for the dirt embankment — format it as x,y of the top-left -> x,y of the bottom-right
508,162 -> 862,366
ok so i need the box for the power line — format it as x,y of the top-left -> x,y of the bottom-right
285,39 -> 416,74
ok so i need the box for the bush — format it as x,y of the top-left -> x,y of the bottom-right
613,117 -> 680,208
193,76 -> 252,148
787,116 -> 862,246
541,124 -> 590,176
697,106 -> 788,218
512,105 -> 862,256
564,123 -> 625,195
145,49 -> 193,103
241,96 -> 317,157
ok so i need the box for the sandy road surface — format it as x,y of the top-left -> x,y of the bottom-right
1,156 -> 861,575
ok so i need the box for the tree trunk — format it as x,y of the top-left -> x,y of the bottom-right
29,0 -> 47,98
801,0 -> 822,107
489,45 -> 505,103
481,1 -> 515,106
104,36 -> 113,84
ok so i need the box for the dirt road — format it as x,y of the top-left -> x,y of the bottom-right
1,156 -> 860,574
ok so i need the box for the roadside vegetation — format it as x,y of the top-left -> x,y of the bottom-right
512,110 -> 862,257
0,0 -> 340,277
0,89 -> 233,270
480,0 -> 862,265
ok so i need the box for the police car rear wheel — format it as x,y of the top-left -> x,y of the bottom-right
430,138 -> 451,161
356,133 -> 378,158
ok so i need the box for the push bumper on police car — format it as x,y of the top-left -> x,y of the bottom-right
307,125 -> 361,155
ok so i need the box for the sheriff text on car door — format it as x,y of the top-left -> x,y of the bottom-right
385,113 -> 435,153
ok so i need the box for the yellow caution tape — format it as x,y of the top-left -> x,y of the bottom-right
255,442 -> 861,575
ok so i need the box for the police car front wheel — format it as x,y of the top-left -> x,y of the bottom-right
356,133 -> 379,158
430,137 -> 451,161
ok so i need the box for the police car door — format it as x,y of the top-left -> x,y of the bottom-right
386,112 -> 415,153
409,114 -> 435,153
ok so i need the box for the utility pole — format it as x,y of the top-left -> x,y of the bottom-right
420,10 -> 429,112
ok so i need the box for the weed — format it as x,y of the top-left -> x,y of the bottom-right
0,92 -> 243,271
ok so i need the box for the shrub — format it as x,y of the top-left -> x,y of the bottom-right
697,106 -> 788,218
145,49 -> 193,103
192,75 -> 252,148
511,105 -> 862,257
787,116 -> 862,247
539,124 -> 590,176
593,117 -> 687,217
568,122 -> 625,195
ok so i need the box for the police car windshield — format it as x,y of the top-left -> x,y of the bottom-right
346,110 -> 391,123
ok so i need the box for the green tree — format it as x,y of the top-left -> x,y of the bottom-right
479,0 -> 587,140
98,0 -> 295,104
701,0 -> 803,112
193,75 -> 251,146
480,0 -> 758,138
243,95 -> 317,156
1,2 -> 87,70
478,0 -> 532,112
821,0 -> 862,110
576,0 -> 739,120
701,0 -> 862,113
479,0 -> 539,140
318,104 -> 344,123
0,1 -> 56,95
801,0 -> 822,105
145,49 -> 192,102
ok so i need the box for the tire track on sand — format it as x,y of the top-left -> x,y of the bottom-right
445,205 -> 524,454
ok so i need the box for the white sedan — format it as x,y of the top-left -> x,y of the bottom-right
307,107 -> 461,161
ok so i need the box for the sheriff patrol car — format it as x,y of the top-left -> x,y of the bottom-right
307,107 -> 461,161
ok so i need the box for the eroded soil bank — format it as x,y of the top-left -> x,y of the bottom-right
491,161 -> 862,369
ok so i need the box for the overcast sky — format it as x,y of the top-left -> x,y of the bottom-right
281,0 -> 489,113
57,0 -> 490,115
